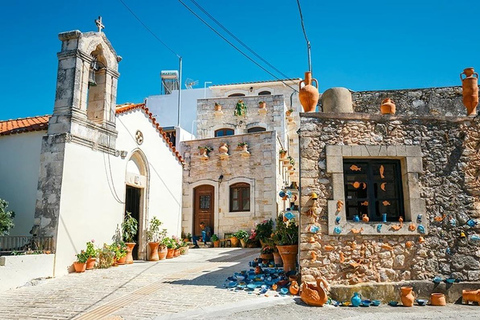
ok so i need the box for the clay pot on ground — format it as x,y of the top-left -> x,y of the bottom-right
430,293 -> 446,306
158,245 -> 168,260
300,278 -> 329,307
273,252 -> 283,266
166,248 -> 175,259
460,67 -> 479,115
299,71 -> 319,112
73,262 -> 86,273
289,280 -> 300,295
462,289 -> 480,304
276,244 -> 298,272
230,236 -> 239,247
117,255 -> 127,265
400,286 -> 415,307
148,242 -> 160,261
174,248 -> 181,257
125,243 -> 136,264
213,240 -> 220,247
86,257 -> 96,270
380,98 -> 396,114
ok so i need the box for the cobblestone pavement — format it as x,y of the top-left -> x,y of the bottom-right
1,248 -> 479,320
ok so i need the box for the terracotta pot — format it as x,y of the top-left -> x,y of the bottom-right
213,240 -> 220,247
300,278 -> 329,307
240,239 -> 247,248
180,246 -> 189,255
462,289 -> 480,304
199,148 -> 208,157
174,249 -> 181,257
166,248 -> 175,259
230,236 -> 239,247
73,262 -> 86,273
277,245 -> 298,272
400,286 -> 415,307
219,143 -> 229,154
273,252 -> 283,266
289,280 -> 300,295
214,103 -> 222,111
117,255 -> 127,265
148,242 -> 160,261
86,257 -> 96,270
158,246 -> 168,260
259,102 -> 266,109
298,71 -> 319,112
125,243 -> 136,264
279,152 -> 287,159
362,214 -> 369,222
460,67 -> 479,115
380,98 -> 396,114
431,293 -> 446,306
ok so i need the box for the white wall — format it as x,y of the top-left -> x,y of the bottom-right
0,254 -> 54,292
0,132 -> 44,236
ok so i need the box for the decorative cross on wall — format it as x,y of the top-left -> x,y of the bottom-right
95,16 -> 105,32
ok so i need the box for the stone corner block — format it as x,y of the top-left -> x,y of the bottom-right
326,145 -> 342,156
326,156 -> 343,173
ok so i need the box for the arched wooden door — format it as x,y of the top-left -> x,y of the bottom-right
193,185 -> 215,237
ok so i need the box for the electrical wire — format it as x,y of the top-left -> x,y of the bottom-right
296,0 -> 312,72
178,0 -> 298,93
118,0 -> 181,59
189,0 -> 292,81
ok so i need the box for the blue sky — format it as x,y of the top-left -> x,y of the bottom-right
0,0 -> 478,120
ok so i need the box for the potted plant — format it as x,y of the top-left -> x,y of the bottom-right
255,219 -> 274,247
122,211 -> 138,264
97,243 -> 115,269
110,241 -> 128,265
258,101 -> 266,109
0,198 -> 15,236
211,234 -> 220,247
272,213 -> 299,272
198,146 -> 213,157
172,235 -> 182,257
237,142 -> 248,153
286,108 -> 294,117
234,230 -> 249,248
288,156 -> 295,166
214,102 -> 222,111
279,148 -> 287,159
73,250 -> 88,273
163,237 -> 175,259
259,245 -> 274,260
234,100 -> 247,116
85,240 -> 98,270
146,216 -> 164,261
230,233 -> 240,247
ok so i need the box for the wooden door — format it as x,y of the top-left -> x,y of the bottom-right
193,185 -> 214,237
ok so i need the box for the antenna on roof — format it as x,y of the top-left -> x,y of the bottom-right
185,78 -> 198,89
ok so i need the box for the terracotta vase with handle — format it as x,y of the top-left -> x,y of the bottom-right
299,71 -> 319,112
401,286 -> 415,307
460,67 -> 479,115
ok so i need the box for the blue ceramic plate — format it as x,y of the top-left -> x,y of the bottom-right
280,287 -> 289,295
416,299 -> 426,306
246,283 -> 257,290
371,300 -> 381,306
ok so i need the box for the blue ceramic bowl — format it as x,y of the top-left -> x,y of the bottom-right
228,281 -> 237,288
280,287 -> 289,295
371,300 -> 381,306
432,276 -> 442,284
416,299 -> 426,306
388,301 -> 398,306
246,283 -> 257,290
445,278 -> 455,284
361,299 -> 371,307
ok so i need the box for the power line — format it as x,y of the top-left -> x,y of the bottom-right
118,0 -> 181,59
189,0 -> 292,81
296,0 -> 312,72
178,0 -> 298,93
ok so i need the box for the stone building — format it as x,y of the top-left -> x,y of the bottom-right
180,80 -> 302,239
0,27 -> 183,280
299,86 -> 480,286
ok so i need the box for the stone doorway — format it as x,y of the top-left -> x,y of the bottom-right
193,185 -> 215,238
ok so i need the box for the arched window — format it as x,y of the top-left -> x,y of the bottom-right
230,183 -> 250,212
258,91 -> 271,95
215,128 -> 234,137
228,93 -> 245,97
247,127 -> 266,133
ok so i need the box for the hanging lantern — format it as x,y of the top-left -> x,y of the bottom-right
88,59 -> 98,87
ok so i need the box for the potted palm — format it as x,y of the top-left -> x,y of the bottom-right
234,230 -> 249,248
122,211 -> 138,264
73,250 -> 88,273
273,213 -> 298,272
146,216 -> 164,261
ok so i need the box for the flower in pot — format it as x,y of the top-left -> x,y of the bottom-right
258,101 -> 266,109
146,216 -> 165,261
237,142 -> 248,152
110,241 -> 128,265
74,250 -> 89,273
162,237 -> 175,259
172,235 -> 182,257
272,213 -> 298,272
234,230 -> 249,248
260,245 -> 274,260
234,100 -> 247,116
211,234 -> 220,247
122,211 -> 138,264
85,240 -> 98,270
279,148 -> 287,159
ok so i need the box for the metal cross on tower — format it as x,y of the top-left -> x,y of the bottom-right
95,16 -> 105,32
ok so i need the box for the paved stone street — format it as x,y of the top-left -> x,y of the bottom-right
0,248 -> 479,320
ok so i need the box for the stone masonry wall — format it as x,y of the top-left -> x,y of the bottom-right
299,113 -> 480,285
181,131 -> 280,238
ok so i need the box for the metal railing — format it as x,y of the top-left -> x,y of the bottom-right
0,235 -> 54,255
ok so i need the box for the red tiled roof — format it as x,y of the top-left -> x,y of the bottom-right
116,103 -> 184,164
0,115 -> 50,136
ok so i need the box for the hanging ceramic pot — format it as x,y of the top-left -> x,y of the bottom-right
380,98 -> 396,114
400,286 -> 415,307
298,71 -> 319,112
460,68 -> 479,116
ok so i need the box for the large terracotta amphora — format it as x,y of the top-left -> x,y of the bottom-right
299,71 -> 319,112
400,286 -> 415,307
276,244 -> 298,272
148,242 -> 159,261
125,243 -> 136,264
460,67 -> 479,116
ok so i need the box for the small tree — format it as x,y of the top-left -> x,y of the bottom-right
0,199 -> 15,236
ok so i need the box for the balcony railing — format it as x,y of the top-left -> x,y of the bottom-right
0,235 -> 54,255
